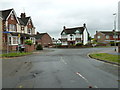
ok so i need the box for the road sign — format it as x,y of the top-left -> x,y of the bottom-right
18,34 -> 20,37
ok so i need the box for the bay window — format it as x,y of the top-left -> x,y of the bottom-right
8,36 -> 19,45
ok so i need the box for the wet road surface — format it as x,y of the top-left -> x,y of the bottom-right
2,47 -> 119,88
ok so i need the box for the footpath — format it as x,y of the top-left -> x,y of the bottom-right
98,47 -> 120,55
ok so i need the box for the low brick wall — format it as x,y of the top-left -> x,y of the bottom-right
25,45 -> 35,52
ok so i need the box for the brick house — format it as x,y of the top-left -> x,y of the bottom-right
94,30 -> 120,45
60,24 -> 90,46
35,32 -> 52,47
1,8 -> 36,52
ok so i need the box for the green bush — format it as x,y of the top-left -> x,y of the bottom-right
36,44 -> 43,50
76,43 -> 83,46
25,40 -> 33,46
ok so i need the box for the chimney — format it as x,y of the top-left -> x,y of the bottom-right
63,26 -> 66,30
113,30 -> 115,32
96,31 -> 98,34
83,23 -> 86,27
37,32 -> 40,34
20,13 -> 26,18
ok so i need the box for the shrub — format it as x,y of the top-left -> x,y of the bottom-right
76,43 -> 83,46
36,44 -> 43,50
25,40 -> 33,46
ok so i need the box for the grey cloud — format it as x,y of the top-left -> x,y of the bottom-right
0,0 -> 119,39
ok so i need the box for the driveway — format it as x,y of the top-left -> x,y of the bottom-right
2,47 -> 119,88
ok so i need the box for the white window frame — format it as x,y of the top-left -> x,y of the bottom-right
8,36 -> 18,45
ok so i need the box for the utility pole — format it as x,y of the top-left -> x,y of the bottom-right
113,13 -> 117,51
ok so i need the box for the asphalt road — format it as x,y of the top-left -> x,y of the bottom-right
2,47 -> 119,88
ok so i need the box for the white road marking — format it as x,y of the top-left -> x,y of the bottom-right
76,72 -> 89,83
60,57 -> 67,64
76,72 -> 98,88
94,85 -> 98,88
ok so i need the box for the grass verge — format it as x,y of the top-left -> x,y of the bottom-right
0,52 -> 32,57
89,53 -> 120,63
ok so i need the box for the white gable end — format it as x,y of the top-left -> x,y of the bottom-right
83,28 -> 88,45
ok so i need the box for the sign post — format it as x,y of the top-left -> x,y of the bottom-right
3,31 -> 11,54
18,34 -> 20,52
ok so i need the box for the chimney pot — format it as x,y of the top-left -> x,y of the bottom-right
83,23 -> 86,27
20,13 -> 26,18
63,26 -> 66,30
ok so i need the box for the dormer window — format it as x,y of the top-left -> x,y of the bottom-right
75,30 -> 79,34
62,32 -> 66,35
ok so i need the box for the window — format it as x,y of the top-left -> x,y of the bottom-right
106,35 -> 109,39
9,24 -> 16,31
21,26 -> 24,31
13,37 -> 18,44
75,30 -> 79,34
62,32 -> 66,35
28,28 -> 32,34
97,36 -> 100,39
8,36 -> 18,45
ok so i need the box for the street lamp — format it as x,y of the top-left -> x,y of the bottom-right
113,13 -> 117,51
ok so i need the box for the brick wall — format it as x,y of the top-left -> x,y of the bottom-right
94,32 -> 108,43
25,45 -> 35,52
36,34 -> 52,47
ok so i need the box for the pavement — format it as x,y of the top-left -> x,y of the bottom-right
2,47 -> 119,88
93,47 -> 120,55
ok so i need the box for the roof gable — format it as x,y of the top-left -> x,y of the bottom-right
1,8 -> 19,23
1,9 -> 13,20
99,31 -> 120,35
35,33 -> 47,39
61,27 -> 85,35
19,17 -> 30,26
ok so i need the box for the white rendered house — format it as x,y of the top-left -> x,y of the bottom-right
60,24 -> 89,46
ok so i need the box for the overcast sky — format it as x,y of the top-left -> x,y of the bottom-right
0,0 -> 119,38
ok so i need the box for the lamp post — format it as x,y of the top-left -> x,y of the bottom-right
113,13 -> 117,51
